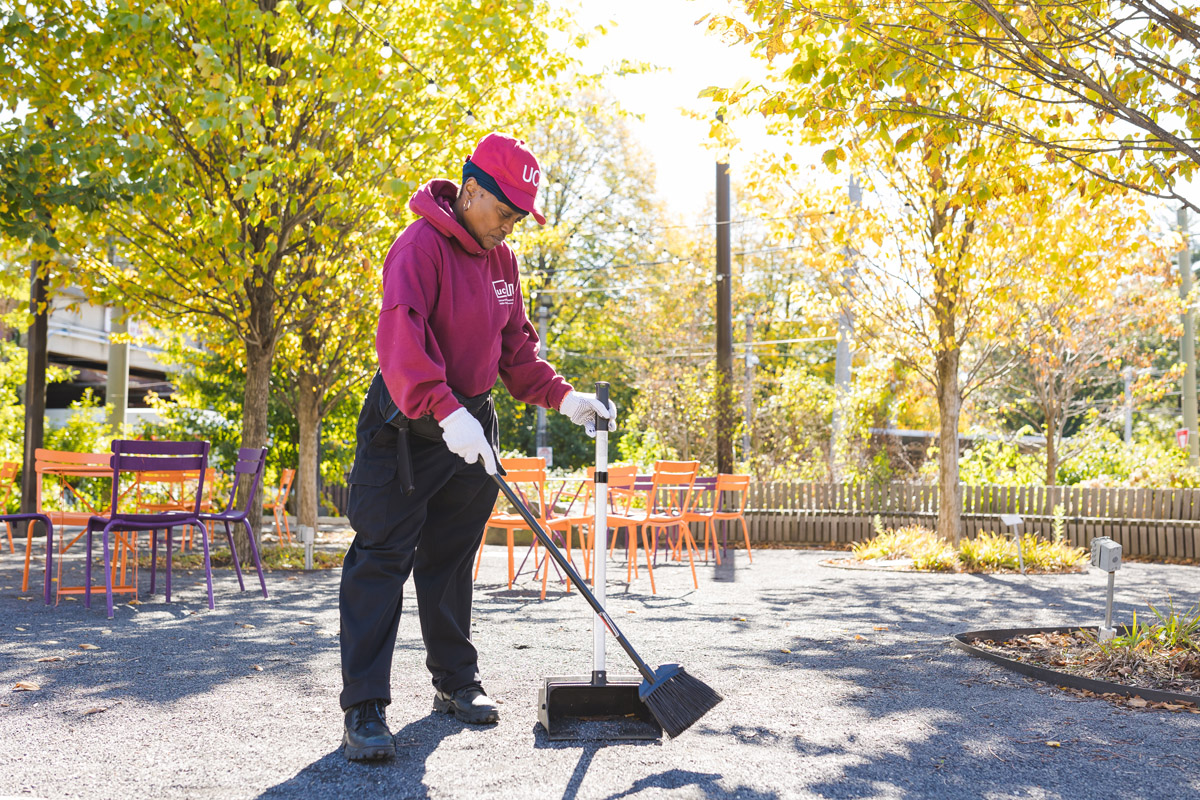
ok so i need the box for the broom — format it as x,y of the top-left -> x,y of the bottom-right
493,463 -> 722,737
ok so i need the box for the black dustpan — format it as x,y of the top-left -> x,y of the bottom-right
537,383 -> 661,741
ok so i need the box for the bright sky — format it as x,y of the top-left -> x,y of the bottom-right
572,0 -> 815,222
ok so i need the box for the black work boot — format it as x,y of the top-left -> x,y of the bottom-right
343,699 -> 395,761
433,684 -> 500,724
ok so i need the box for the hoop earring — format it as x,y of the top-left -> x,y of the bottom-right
465,200 -> 472,210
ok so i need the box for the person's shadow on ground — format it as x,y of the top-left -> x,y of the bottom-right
255,714 -> 457,800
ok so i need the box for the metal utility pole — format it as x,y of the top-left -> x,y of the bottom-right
715,161 -> 734,474
830,176 -> 861,481
1179,207 -> 1199,467
20,261 -> 48,517
742,313 -> 757,464
535,293 -> 551,464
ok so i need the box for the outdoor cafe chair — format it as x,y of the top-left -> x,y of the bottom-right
683,473 -> 753,565
606,461 -> 701,593
545,464 -> 640,588
84,439 -> 212,619
561,465 -> 641,582
35,448 -> 128,601
0,460 -> 18,553
0,512 -> 54,604
199,446 -> 269,599
264,467 -> 296,545
135,467 -> 218,552
476,456 -> 559,596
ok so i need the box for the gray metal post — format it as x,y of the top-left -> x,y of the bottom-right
1179,207 -> 1199,467
1104,571 -> 1115,630
742,313 -> 755,464
106,306 -> 129,431
1123,366 -> 1133,445
831,176 -> 861,481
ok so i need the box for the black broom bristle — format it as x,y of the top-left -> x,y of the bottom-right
640,665 -> 723,738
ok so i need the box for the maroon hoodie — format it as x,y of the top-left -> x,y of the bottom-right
376,179 -> 572,422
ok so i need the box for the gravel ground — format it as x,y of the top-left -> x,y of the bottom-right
2,532 -> 1199,800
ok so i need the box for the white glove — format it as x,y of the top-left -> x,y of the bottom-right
438,407 -> 497,475
558,391 -> 617,437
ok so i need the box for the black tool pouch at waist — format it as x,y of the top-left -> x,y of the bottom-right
368,370 -> 492,494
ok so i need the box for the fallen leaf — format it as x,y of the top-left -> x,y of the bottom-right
127,599 -> 142,606
15,627 -> 26,632
780,648 -> 792,654
83,707 -> 107,716
13,681 -> 39,691
1128,697 -> 1148,708
35,657 -> 61,663
240,624 -> 256,629
626,610 -> 636,614
1046,741 -> 1061,747
287,576 -> 299,581
79,644 -> 100,650
854,635 -> 865,641
251,665 -> 263,672
18,596 -> 32,601
297,620 -> 315,626
873,626 -> 888,631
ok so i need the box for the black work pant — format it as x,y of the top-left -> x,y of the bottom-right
339,375 -> 499,711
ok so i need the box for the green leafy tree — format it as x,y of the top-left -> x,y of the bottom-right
9,0 -> 571,553
710,1 -> 1199,210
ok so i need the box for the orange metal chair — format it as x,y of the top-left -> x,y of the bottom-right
134,468 -> 216,551
684,473 -> 753,564
546,464 -> 640,587
544,472 -> 591,589
475,457 -> 557,596
0,461 -> 18,553
34,448 -> 138,602
607,460 -> 701,593
263,468 -> 296,545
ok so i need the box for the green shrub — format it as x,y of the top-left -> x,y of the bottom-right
853,526 -> 1087,572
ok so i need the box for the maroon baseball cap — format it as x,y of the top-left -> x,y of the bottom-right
468,133 -> 546,225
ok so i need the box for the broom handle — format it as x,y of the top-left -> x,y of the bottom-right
592,382 -> 609,676
492,468 -> 658,685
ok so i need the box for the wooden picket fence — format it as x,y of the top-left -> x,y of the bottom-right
324,479 -> 1200,559
745,482 -> 1200,559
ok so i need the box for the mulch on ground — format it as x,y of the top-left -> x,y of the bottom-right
968,629 -> 1200,710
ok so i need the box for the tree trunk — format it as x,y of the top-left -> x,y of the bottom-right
936,347 -> 962,544
295,370 -> 321,536
235,336 -> 275,563
1045,432 -> 1058,487
20,261 -> 47,529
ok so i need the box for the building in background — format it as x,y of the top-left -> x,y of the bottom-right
38,287 -> 173,426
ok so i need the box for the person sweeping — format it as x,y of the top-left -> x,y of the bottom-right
339,132 -> 616,762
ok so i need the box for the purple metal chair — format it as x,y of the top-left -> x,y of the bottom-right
199,447 -> 268,599
84,440 -> 212,619
1,513 -> 54,605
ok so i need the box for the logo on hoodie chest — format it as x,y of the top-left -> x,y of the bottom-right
492,279 -> 515,306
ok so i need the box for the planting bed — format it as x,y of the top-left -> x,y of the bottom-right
954,625 -> 1200,709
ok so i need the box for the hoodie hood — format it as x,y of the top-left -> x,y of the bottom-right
408,179 -> 485,256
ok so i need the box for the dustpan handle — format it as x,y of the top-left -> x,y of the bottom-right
492,469 -> 658,685
593,382 -> 609,677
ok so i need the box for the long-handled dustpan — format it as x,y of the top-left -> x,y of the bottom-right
494,382 -> 722,739
537,383 -> 660,740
